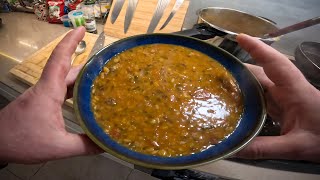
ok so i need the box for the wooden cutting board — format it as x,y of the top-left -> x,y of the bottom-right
104,0 -> 190,39
10,31 -> 98,85
9,32 -> 119,107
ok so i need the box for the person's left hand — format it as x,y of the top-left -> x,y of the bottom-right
0,27 -> 102,164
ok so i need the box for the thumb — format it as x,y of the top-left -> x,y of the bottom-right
236,135 -> 299,160
40,27 -> 86,90
237,34 -> 305,87
65,64 -> 85,99
65,64 -> 85,87
60,134 -> 103,158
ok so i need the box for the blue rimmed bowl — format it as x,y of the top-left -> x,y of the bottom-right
73,34 -> 266,169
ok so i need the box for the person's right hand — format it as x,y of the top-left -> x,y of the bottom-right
236,34 -> 320,162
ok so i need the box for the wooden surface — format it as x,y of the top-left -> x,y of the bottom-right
9,32 -> 119,107
104,36 -> 119,46
104,0 -> 190,39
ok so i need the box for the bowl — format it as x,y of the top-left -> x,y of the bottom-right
294,42 -> 320,88
74,34 -> 266,169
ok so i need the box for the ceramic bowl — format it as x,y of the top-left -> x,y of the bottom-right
73,34 -> 266,169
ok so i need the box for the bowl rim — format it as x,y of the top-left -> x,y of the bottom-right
73,33 -> 267,170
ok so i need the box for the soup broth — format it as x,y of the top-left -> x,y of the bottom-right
91,44 -> 243,157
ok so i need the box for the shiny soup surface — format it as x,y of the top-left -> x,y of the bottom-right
91,44 -> 243,157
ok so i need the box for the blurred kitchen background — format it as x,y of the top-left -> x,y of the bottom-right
1,0 -> 319,56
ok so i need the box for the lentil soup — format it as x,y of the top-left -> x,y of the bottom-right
91,44 -> 243,157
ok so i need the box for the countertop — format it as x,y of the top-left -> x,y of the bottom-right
1,12 -> 320,180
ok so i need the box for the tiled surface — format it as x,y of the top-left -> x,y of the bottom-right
0,155 -> 160,180
127,170 -> 159,180
6,163 -> 44,180
0,169 -> 22,180
31,155 -> 132,180
0,155 -> 161,180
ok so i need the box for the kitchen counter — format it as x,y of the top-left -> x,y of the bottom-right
1,12 -> 320,180
0,13 -> 70,104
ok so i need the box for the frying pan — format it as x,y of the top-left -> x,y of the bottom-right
294,42 -> 320,89
177,7 -> 280,44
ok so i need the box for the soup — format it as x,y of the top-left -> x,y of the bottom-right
91,44 -> 243,157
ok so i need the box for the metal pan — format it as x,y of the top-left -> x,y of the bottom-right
199,7 -> 279,38
294,42 -> 320,89
177,7 -> 280,44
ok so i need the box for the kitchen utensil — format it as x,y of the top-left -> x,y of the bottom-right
159,0 -> 184,30
147,0 -> 171,33
111,0 -> 125,24
124,0 -> 139,33
89,32 -> 105,57
264,17 -> 320,38
71,40 -> 86,65
73,34 -> 266,170
175,7 -> 279,64
192,7 -> 279,43
104,0 -> 189,39
294,42 -> 320,88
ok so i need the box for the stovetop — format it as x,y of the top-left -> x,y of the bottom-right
174,23 -> 253,62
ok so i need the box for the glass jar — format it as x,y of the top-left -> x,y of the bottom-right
81,1 -> 97,34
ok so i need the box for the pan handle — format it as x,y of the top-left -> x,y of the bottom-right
173,23 -> 227,40
173,27 -> 202,36
173,27 -> 218,40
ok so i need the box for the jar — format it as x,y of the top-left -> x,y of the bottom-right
82,1 -> 97,34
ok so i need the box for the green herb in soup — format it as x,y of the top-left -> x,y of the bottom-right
91,44 -> 243,157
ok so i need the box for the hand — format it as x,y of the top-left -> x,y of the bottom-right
0,27 -> 102,164
236,34 -> 320,162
